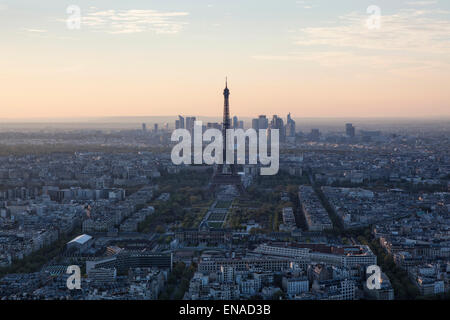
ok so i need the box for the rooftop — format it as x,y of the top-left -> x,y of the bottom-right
68,234 -> 92,245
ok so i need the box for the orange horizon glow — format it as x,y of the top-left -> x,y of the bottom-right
1,1 -> 450,119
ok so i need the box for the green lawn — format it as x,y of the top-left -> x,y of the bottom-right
215,200 -> 232,209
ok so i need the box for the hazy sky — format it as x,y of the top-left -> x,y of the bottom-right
1,0 -> 450,119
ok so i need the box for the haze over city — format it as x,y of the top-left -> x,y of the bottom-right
1,0 -> 450,119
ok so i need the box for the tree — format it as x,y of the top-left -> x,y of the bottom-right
155,225 -> 165,233
272,290 -> 284,300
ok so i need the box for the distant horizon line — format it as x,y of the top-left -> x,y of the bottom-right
1,115 -> 450,123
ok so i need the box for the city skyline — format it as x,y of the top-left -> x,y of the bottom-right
1,0 -> 450,119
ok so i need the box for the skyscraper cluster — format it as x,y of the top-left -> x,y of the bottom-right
175,115 -> 184,129
174,113 -> 296,143
176,115 -> 197,134
346,123 -> 356,138
173,82 -> 296,143
232,116 -> 244,130
251,114 -> 296,142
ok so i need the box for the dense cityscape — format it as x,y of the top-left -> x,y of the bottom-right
1,95 -> 449,300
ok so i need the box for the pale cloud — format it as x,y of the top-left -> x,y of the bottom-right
24,28 -> 47,33
82,9 -> 189,34
296,0 -> 316,9
254,8 -> 450,73
252,51 -> 450,73
294,9 -> 450,54
405,1 -> 438,6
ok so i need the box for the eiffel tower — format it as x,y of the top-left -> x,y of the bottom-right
210,78 -> 244,194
